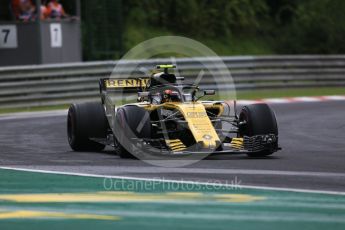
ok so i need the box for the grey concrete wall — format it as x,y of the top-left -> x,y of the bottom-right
0,22 -> 41,66
0,21 -> 82,66
40,21 -> 82,64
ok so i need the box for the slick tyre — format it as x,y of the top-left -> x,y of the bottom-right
239,103 -> 278,157
67,102 -> 108,151
114,106 -> 151,159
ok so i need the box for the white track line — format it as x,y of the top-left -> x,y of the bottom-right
237,95 -> 345,105
13,166 -> 343,178
1,166 -> 344,196
259,98 -> 291,104
322,95 -> 345,100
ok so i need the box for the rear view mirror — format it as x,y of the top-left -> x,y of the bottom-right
204,90 -> 216,96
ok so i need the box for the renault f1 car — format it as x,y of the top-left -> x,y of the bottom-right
67,65 -> 280,158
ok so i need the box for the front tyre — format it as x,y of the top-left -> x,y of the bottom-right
239,103 -> 278,157
114,106 -> 151,158
67,102 -> 108,151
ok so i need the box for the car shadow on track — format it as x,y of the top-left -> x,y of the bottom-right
95,150 -> 282,161
206,155 -> 281,160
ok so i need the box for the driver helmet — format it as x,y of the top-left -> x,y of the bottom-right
163,89 -> 180,102
162,89 -> 172,102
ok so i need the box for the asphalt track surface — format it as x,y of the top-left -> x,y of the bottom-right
0,101 -> 344,192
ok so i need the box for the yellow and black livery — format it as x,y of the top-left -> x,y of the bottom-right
67,64 -> 280,158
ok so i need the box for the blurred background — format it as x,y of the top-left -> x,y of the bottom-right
85,0 -> 345,60
2,0 -> 345,61
0,3 -> 344,230
0,0 -> 345,111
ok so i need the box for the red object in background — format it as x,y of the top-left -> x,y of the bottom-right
11,0 -> 21,18
46,0 -> 67,19
11,0 -> 36,21
40,5 -> 49,19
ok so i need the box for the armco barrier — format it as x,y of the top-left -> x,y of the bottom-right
0,55 -> 344,109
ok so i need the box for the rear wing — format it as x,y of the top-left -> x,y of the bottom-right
99,78 -> 150,92
99,78 -> 150,105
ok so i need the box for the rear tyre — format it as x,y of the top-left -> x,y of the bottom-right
239,103 -> 278,157
67,102 -> 107,151
114,106 -> 151,158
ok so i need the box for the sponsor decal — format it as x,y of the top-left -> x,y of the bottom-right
105,79 -> 149,88
203,134 -> 213,140
186,112 -> 207,118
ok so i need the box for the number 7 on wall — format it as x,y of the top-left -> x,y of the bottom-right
0,25 -> 18,49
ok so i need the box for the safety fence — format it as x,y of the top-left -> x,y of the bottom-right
0,55 -> 344,108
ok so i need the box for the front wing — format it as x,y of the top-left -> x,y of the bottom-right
128,134 -> 280,156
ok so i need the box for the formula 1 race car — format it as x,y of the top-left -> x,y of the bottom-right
67,65 -> 280,158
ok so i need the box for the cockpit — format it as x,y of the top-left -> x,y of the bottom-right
136,64 -> 215,104
148,85 -> 196,105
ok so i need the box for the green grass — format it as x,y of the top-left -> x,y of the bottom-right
237,87 -> 345,100
0,104 -> 69,115
0,87 -> 344,115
